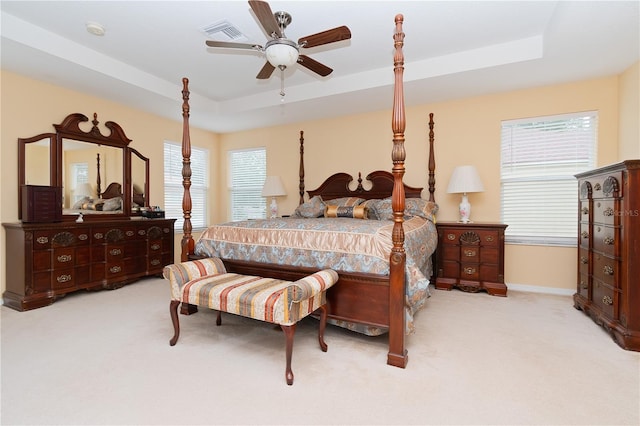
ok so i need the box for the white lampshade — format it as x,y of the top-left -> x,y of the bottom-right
447,165 -> 485,194
265,40 -> 299,68
75,182 -> 95,198
261,176 -> 286,197
447,165 -> 484,223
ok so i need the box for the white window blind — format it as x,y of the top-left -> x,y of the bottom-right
500,111 -> 597,246
164,142 -> 208,231
228,148 -> 266,221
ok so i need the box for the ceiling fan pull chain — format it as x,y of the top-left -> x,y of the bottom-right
280,67 -> 286,100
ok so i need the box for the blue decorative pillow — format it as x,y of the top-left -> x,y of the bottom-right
292,195 -> 326,218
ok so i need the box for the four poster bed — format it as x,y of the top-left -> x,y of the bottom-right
178,15 -> 437,367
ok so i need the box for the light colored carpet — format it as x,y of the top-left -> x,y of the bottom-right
1,277 -> 639,425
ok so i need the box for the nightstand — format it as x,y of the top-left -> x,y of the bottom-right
435,222 -> 508,296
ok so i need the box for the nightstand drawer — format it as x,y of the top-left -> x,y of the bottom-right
460,263 -> 480,280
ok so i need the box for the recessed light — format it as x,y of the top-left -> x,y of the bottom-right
86,22 -> 105,36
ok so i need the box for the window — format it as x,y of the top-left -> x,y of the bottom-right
500,111 -> 597,246
228,148 -> 266,221
71,162 -> 89,202
164,142 -> 209,230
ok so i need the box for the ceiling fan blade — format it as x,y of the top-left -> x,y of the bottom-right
248,0 -> 282,38
298,55 -> 333,77
206,40 -> 262,50
256,61 -> 276,79
298,26 -> 351,48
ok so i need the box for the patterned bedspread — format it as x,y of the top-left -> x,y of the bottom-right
194,216 -> 438,334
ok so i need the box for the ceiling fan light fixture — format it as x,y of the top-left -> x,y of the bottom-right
265,39 -> 299,68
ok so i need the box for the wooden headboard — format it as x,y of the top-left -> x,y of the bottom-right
307,170 -> 423,201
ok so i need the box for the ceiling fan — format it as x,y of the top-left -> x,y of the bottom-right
205,0 -> 352,80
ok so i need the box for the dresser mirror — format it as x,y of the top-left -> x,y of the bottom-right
18,112 -> 150,221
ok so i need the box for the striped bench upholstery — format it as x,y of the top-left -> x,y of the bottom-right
163,257 -> 339,385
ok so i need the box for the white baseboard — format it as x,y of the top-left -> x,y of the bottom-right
506,282 -> 574,296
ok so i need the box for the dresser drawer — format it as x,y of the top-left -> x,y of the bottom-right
592,279 -> 616,318
106,245 -> 125,262
592,253 -> 618,287
51,268 -> 75,290
578,248 -> 590,277
460,246 -> 479,261
587,171 -> 623,199
592,225 -> 618,256
460,263 -> 480,280
53,248 -> 75,269
32,250 -> 52,271
577,272 -> 589,299
440,260 -> 460,278
593,200 -> 619,226
579,222 -> 591,248
480,264 -> 500,282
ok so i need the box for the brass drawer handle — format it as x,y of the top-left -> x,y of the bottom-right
604,236 -> 614,245
463,267 -> 476,275
94,232 -> 104,239
151,244 -> 161,251
447,233 -> 456,241
485,236 -> 494,242
57,274 -> 72,283
138,230 -> 146,236
36,236 -> 49,244
126,230 -> 135,237
463,249 -> 476,257
57,254 -> 72,263
603,207 -> 614,216
594,183 -> 601,191
580,256 -> 588,264
150,259 -> 161,266
109,266 -> 122,274
78,234 -> 88,241
109,248 -> 122,256
603,265 -> 614,275
581,231 -> 589,239
580,280 -> 588,290
602,295 -> 613,306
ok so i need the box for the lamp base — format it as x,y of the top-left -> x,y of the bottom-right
458,193 -> 471,223
270,197 -> 278,219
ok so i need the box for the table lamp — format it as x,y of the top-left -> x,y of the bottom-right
261,176 -> 286,218
446,165 -> 484,223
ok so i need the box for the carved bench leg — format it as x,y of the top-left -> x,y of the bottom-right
281,324 -> 296,386
215,311 -> 222,326
169,300 -> 181,346
317,304 -> 328,352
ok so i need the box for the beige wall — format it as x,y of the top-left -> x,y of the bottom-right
2,61 -> 637,297
618,61 -> 640,159
0,70 -> 220,295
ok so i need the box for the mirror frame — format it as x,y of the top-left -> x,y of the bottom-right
18,112 -> 149,221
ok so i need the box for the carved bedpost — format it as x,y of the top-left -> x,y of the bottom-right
428,113 -> 436,203
96,153 -> 102,197
299,131 -> 305,205
180,77 -> 194,261
388,13 -> 408,369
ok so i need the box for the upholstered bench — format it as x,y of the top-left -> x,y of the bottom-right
162,257 -> 339,385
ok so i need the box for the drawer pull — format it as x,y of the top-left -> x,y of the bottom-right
447,233 -> 456,241
485,236 -> 494,242
109,248 -> 122,256
580,256 -> 588,264
463,249 -> 476,257
581,207 -> 589,215
580,280 -> 588,290
57,254 -> 72,263
36,236 -> 49,244
126,231 -> 135,237
94,232 -> 104,240
109,266 -> 122,274
603,265 -> 614,275
604,236 -> 614,245
151,243 -> 161,251
463,267 -> 476,275
78,234 -> 88,241
150,259 -> 161,266
602,295 -> 613,306
164,228 -> 170,233
57,274 -> 72,283
594,183 -> 601,191
581,231 -> 589,239
138,230 -> 146,236
603,207 -> 614,217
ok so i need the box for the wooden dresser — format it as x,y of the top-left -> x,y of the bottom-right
574,160 -> 640,351
2,218 -> 176,311
435,222 -> 508,296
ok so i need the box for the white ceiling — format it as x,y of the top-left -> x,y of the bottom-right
1,1 -> 638,134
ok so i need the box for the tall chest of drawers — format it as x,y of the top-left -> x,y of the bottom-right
3,218 -> 176,311
574,160 -> 640,351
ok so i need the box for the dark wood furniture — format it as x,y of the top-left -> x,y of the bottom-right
574,160 -> 640,351
21,185 -> 62,223
4,112 -> 169,311
435,222 -> 508,296
178,16 -> 434,368
3,219 -> 175,311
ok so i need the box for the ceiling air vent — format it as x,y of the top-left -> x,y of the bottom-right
202,20 -> 248,42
